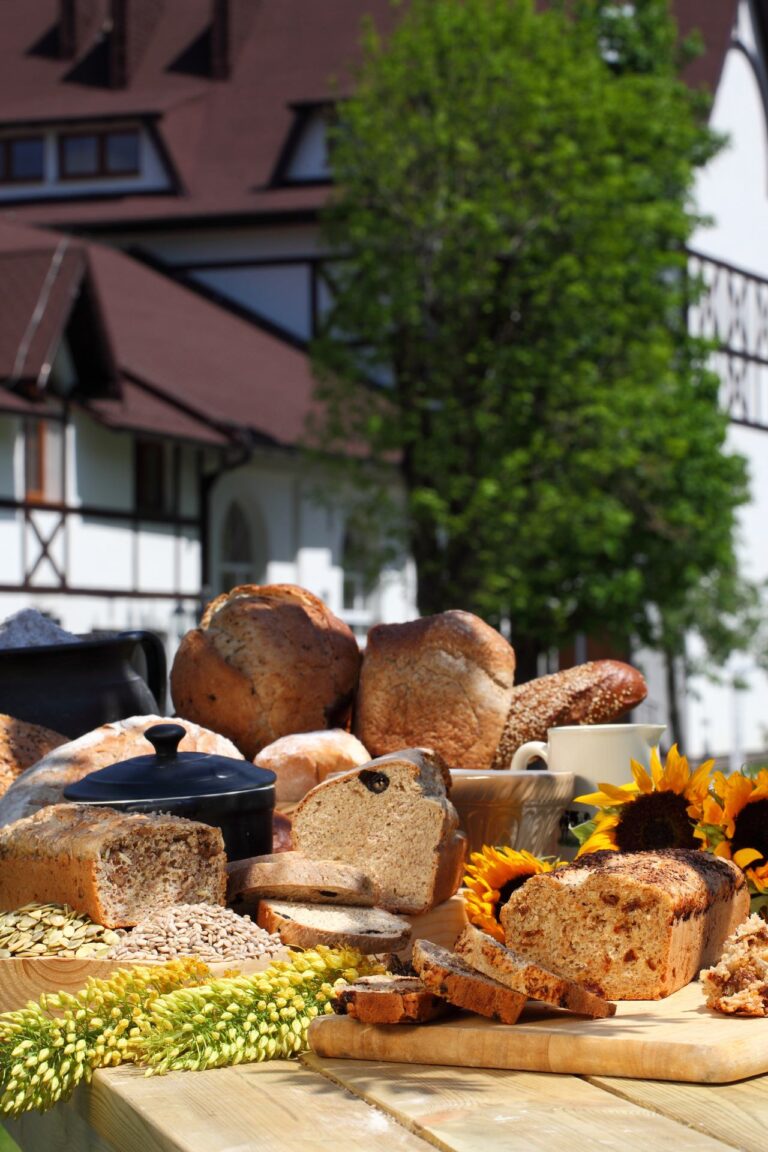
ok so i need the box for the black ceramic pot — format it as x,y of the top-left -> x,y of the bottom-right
63,722 -> 276,861
0,630 -> 167,738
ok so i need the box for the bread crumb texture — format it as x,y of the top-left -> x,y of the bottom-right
702,913 -> 768,1016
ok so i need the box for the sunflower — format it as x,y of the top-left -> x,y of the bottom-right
574,744 -> 713,858
462,846 -> 562,942
695,767 -> 768,902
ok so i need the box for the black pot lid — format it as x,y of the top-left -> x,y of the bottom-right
63,723 -> 276,805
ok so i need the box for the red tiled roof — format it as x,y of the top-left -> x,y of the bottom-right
85,376 -> 231,446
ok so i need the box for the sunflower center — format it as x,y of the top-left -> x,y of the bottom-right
614,790 -> 697,852
731,798 -> 768,863
493,874 -> 531,921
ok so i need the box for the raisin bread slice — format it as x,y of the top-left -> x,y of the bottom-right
227,852 -> 379,906
412,938 -> 527,1024
256,900 -> 411,953
455,924 -> 616,1018
333,975 -> 447,1023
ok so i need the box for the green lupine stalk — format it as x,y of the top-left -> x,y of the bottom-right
131,947 -> 383,1074
0,958 -> 210,1117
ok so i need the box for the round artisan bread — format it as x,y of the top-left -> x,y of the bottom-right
0,715 -> 243,827
170,584 -> 361,759
254,729 -> 371,804
354,610 -> 517,770
0,713 -> 68,799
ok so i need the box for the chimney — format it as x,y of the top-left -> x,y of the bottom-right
58,0 -> 107,59
211,0 -> 255,81
108,0 -> 164,89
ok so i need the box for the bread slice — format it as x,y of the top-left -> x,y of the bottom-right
500,849 -> 750,1000
412,938 -> 527,1024
333,975 -> 448,1023
454,924 -> 616,1018
257,900 -> 412,953
227,852 -> 379,906
291,748 -> 464,914
0,803 -> 226,928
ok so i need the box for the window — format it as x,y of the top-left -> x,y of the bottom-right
24,420 -> 64,503
134,440 -> 171,515
0,137 -> 44,184
59,129 -> 140,180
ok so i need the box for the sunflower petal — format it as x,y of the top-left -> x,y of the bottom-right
649,745 -> 664,787
630,759 -> 653,793
734,847 -> 765,869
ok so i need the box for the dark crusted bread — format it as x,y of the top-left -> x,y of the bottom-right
256,900 -> 412,953
492,660 -> 647,768
354,611 -> 516,770
500,849 -> 750,1000
227,851 -> 379,906
333,975 -> 448,1023
170,584 -> 361,759
412,938 -> 527,1024
455,924 -> 616,1018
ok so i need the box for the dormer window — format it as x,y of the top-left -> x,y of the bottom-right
272,103 -> 332,186
59,128 -> 140,180
0,136 -> 45,184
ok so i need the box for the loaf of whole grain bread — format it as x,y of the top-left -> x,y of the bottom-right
292,748 -> 466,915
0,804 -> 227,927
491,660 -> 647,768
171,584 -> 361,759
0,715 -> 243,828
0,714 -> 67,799
500,849 -> 749,1000
354,611 -> 517,770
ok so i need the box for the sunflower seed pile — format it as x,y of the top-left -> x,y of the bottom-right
0,903 -> 122,958
106,903 -> 283,963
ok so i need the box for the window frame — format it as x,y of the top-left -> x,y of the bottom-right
58,128 -> 141,182
0,136 -> 45,185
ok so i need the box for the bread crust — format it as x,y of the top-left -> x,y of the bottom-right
255,730 -> 371,805
500,849 -> 750,1000
171,584 -> 361,759
333,975 -> 448,1023
0,713 -> 67,798
256,899 -> 412,953
492,660 -> 648,768
226,851 -> 380,906
0,803 -> 227,928
412,938 -> 527,1024
354,611 -> 516,770
455,924 -> 616,1017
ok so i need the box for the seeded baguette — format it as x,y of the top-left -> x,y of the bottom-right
226,852 -> 379,906
333,975 -> 448,1023
455,924 -> 616,1018
0,803 -> 226,928
257,900 -> 412,953
412,938 -> 527,1024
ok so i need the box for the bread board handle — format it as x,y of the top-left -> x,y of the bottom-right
510,741 -> 549,771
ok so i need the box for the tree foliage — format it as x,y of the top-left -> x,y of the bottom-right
311,0 -> 751,686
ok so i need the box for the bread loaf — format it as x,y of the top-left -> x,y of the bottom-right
291,748 -> 466,914
0,804 -> 227,928
492,660 -> 648,768
256,900 -> 411,953
455,924 -> 616,1018
255,730 -> 371,805
411,938 -> 527,1024
500,849 -> 749,1000
0,714 -> 67,798
170,584 -> 361,759
0,715 -> 244,828
226,851 -> 379,906
354,611 -> 516,770
333,975 -> 448,1023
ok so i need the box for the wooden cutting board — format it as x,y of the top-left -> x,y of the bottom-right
308,981 -> 768,1084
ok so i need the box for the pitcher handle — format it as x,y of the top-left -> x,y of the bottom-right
510,740 -> 550,772
121,630 -> 167,713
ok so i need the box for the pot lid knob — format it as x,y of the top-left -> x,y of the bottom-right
145,723 -> 186,760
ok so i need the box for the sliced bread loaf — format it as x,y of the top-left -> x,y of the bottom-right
412,938 -> 527,1025
333,975 -> 448,1023
454,924 -> 616,1018
256,900 -> 412,953
227,852 -> 379,906
291,748 -> 465,915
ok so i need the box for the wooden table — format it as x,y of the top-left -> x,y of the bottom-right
4,1051 -> 768,1152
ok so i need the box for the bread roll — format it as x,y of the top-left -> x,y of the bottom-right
354,611 -> 516,770
492,659 -> 647,768
0,714 -> 67,798
499,849 -> 749,1000
171,584 -> 361,759
0,804 -> 226,928
0,715 -> 243,828
255,730 -> 371,804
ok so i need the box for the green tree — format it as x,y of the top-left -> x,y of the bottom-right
311,0 -> 751,705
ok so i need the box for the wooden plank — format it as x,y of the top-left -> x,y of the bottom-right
303,1054 -> 734,1152
587,1073 -> 768,1152
8,1061 -> 432,1152
308,981 -> 768,1084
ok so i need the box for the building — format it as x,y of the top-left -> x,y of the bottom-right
0,0 -> 765,763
